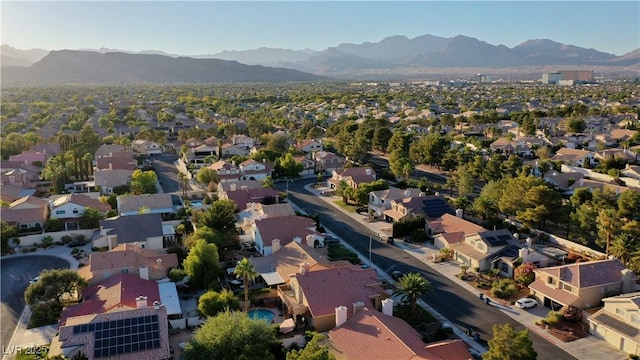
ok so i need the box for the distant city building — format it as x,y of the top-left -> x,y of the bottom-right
559,70 -> 594,82
542,72 -> 563,84
478,74 -> 492,83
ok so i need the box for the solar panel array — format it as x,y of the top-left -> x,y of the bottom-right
594,313 -> 639,337
73,314 -> 161,358
421,198 -> 454,219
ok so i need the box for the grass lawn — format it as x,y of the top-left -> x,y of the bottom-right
333,200 -> 355,213
327,244 -> 360,264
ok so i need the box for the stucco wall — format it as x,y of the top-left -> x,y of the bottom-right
11,229 -> 94,248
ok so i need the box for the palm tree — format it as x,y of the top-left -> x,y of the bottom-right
609,232 -> 640,265
597,208 -> 622,256
234,257 -> 258,312
335,180 -> 349,204
392,272 -> 433,318
177,171 -> 189,198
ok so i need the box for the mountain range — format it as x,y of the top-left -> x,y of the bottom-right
2,33 -> 638,83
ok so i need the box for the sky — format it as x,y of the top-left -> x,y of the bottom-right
2,1 -> 639,56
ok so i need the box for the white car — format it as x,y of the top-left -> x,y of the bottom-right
29,276 -> 40,284
515,298 -> 538,309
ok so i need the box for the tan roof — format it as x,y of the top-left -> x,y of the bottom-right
295,265 -> 385,318
208,160 -> 237,171
2,206 -> 47,224
87,243 -> 179,272
552,148 -> 593,162
94,169 -> 133,187
533,259 -> 633,288
529,278 -> 579,306
449,242 -> 491,261
255,215 -> 318,247
610,129 -> 637,141
256,203 -> 296,217
52,194 -> 111,212
429,213 -> 486,235
9,195 -> 47,209
118,193 -> 173,213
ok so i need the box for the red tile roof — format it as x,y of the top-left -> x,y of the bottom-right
295,265 -> 385,318
59,273 -> 160,326
87,243 -> 178,272
534,259 -> 633,288
254,215 -> 318,247
429,214 -> 486,235
225,188 -> 280,211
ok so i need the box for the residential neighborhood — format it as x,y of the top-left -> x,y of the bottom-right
1,79 -> 640,360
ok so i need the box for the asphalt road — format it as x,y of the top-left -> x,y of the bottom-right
153,155 -> 180,193
279,177 -> 575,359
0,255 -> 70,349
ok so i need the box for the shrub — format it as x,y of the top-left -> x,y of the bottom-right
545,311 -> 563,326
61,235 -> 73,244
490,278 -> 518,299
169,268 -> 187,282
41,236 -> 54,248
75,234 -> 86,242
561,305 -> 583,322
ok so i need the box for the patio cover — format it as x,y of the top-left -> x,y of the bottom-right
261,271 -> 285,286
158,281 -> 182,316
280,318 -> 295,334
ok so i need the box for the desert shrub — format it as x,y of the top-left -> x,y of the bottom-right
41,236 -> 54,248
169,268 -> 187,282
75,234 -> 86,242
545,311 -> 564,326
61,235 -> 73,244
490,278 -> 518,299
561,305 -> 583,322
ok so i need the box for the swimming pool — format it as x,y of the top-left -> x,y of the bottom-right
190,200 -> 204,207
248,309 -> 275,323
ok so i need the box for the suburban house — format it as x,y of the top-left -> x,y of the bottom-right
94,169 -> 133,195
589,291 -> 640,355
8,150 -> 49,167
327,167 -> 376,190
239,159 -> 273,180
279,265 -> 387,332
207,160 -> 241,182
231,134 -> 255,149
220,143 -> 251,157
30,143 -> 62,157
313,151 -> 346,174
3,195 -> 49,231
249,241 -> 351,288
238,202 -> 296,233
489,137 -> 533,157
95,213 -> 174,250
293,155 -> 316,176
329,307 -> 472,360
251,215 -> 320,256
295,139 -> 322,153
131,139 -> 162,156
94,144 -> 132,160
446,229 -> 515,272
529,259 -> 638,310
49,299 -> 171,360
117,193 -> 179,217
220,183 -> 280,211
368,188 -> 423,218
0,183 -> 36,203
49,193 -> 112,230
182,144 -> 217,168
95,152 -> 138,171
383,194 -> 454,222
552,148 -> 596,168
78,243 -> 179,285
543,171 -> 585,192
430,213 -> 487,248
1,163 -> 44,190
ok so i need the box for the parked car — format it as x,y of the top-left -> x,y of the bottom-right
391,270 -> 405,281
515,298 -> 538,309
68,239 -> 85,247
29,276 -> 40,284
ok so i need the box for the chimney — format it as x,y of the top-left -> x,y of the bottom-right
352,301 -> 365,315
404,190 -> 411,198
136,296 -> 148,309
621,269 -> 635,293
156,258 -> 162,268
300,262 -> 310,275
293,236 -> 302,244
365,168 -> 371,176
518,248 -> 529,263
139,265 -> 149,280
455,208 -> 464,218
230,183 -> 237,191
306,235 -> 316,248
335,306 -> 348,327
272,239 -> 281,253
153,301 -> 161,309
381,298 -> 394,316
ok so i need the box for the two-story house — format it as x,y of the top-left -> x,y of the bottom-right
447,229 -> 514,272
94,169 -> 133,195
251,215 -> 319,256
313,151 -> 346,174
383,195 -> 454,223
589,291 -> 640,355
231,134 -> 255,150
49,193 -> 112,230
327,167 -> 376,190
131,139 -> 162,156
293,155 -> 316,176
208,160 -> 241,183
368,188 -> 422,218
95,213 -> 174,250
3,195 -> 49,231
295,139 -> 322,154
239,159 -> 273,180
552,148 -> 596,168
529,259 -> 638,310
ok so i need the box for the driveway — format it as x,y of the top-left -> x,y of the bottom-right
0,255 -> 70,349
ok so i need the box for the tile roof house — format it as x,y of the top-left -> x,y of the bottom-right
49,193 -> 112,230
529,259 -> 639,309
78,243 -> 178,285
217,180 -> 263,198
295,139 -> 322,153
368,188 -> 423,218
429,213 -> 487,250
94,169 -> 133,195
117,193 -> 177,217
3,195 -> 49,230
131,139 -> 162,155
327,166 -> 376,190
49,303 -> 170,360
293,155 -> 316,176
383,195 -> 454,222
251,241 -> 351,287
30,143 -> 62,157
95,152 -> 138,171
238,202 -> 296,232
8,151 -> 49,166
0,183 -> 36,203
239,159 -> 274,180
283,265 -> 387,332
252,215 -> 319,256
448,229 -> 515,272
94,144 -> 131,159
589,291 -> 640,355
220,184 -> 280,211
552,148 -> 596,168
543,171 -> 585,191
207,160 -> 241,182
313,151 -> 346,174
329,307 -> 472,360
96,213 -> 170,250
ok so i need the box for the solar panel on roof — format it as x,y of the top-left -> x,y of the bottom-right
85,315 -> 162,358
497,234 -> 513,241
594,313 -> 639,337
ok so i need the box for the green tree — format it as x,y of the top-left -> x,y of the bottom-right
198,289 -> 240,317
287,332 -> 336,360
597,208 -> 623,255
178,171 -> 189,198
617,189 -> 640,220
1,221 -> 17,254
335,180 -> 349,204
610,233 -> 640,268
78,207 -> 105,229
483,324 -> 536,360
372,127 -> 393,153
409,133 -> 449,169
388,150 -> 413,180
448,164 -> 475,199
392,272 -> 433,318
262,175 -> 275,189
386,131 -> 412,154
195,199 -> 238,233
566,117 -> 586,133
275,153 -> 304,178
25,269 -> 88,308
234,257 -> 259,312
517,184 -> 563,230
130,169 -> 158,194
183,310 -> 277,360
183,239 -> 220,290
513,263 -> 537,286
196,167 -> 219,185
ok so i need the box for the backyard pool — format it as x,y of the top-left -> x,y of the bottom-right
190,200 -> 204,207
248,309 -> 275,323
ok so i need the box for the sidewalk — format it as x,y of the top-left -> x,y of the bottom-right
301,183 -> 629,360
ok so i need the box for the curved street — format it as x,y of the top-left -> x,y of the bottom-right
278,177 -> 576,359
